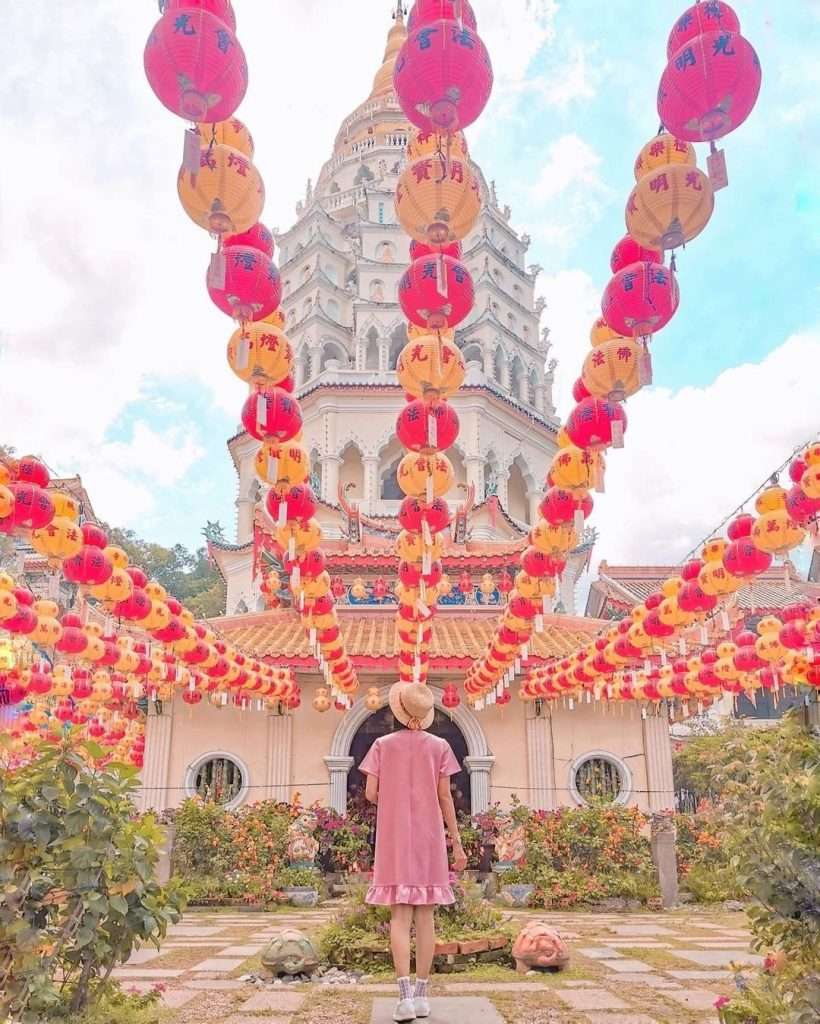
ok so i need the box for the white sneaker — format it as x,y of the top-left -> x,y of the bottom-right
393,998 -> 417,1022
414,996 -> 431,1018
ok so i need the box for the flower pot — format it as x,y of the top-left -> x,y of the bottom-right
501,883 -> 534,908
283,887 -> 320,908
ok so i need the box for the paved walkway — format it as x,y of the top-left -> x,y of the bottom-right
115,904 -> 759,1023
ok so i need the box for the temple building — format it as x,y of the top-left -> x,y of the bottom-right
136,10 -> 676,820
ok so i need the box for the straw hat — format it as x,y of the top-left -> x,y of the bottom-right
389,682 -> 435,731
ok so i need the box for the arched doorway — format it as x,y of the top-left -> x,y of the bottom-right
347,706 -> 471,816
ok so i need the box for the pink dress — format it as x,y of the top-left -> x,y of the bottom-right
359,729 -> 461,906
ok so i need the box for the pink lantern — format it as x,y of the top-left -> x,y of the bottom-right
394,21 -> 493,133
666,3 -> 740,59
408,0 -> 478,32
659,31 -> 762,142
207,246 -> 281,322
241,386 -> 302,443
163,0 -> 237,30
610,235 -> 662,274
565,398 -> 628,451
601,262 -> 680,337
409,239 -> 462,261
224,222 -> 274,258
144,9 -> 248,122
399,256 -> 474,329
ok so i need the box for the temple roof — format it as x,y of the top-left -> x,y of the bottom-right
209,606 -> 601,670
370,4 -> 407,99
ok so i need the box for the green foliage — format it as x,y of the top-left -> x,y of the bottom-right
672,727 -> 745,798
53,981 -> 163,1024
275,866 -> 323,889
0,743 -> 185,1021
714,714 -> 820,1024
675,809 -> 748,902
435,882 -> 506,941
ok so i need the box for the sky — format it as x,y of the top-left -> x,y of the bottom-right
0,1 -> 818,580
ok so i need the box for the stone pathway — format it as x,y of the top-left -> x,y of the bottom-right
116,905 -> 753,1022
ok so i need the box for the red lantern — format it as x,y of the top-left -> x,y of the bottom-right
572,378 -> 591,402
408,0 -> 477,32
16,457 -> 50,488
602,262 -> 680,337
394,21 -> 493,133
163,0 -> 237,30
399,560 -> 442,588
114,588 -> 152,623
509,595 -> 536,621
789,457 -> 807,484
442,682 -> 461,709
144,9 -> 247,122
224,221 -> 274,257
284,549 -> 326,580
63,547 -> 113,587
677,580 -> 717,614
521,547 -> 563,578
666,3 -> 740,58
8,483 -> 55,530
726,513 -> 755,540
399,256 -> 474,329
409,239 -> 462,261
266,484 -> 317,525
182,689 -> 203,706
786,485 -> 820,526
610,234 -> 662,273
539,487 -> 592,526
208,246 -> 281,322
457,570 -> 472,595
55,614 -> 88,656
398,496 -> 451,535
681,558 -> 702,581
81,522 -> 108,548
643,611 -> 675,639
396,399 -> 460,454
373,578 -> 389,600
659,31 -> 762,143
734,631 -> 764,672
723,538 -> 771,579
565,398 -> 627,451
241,386 -> 302,442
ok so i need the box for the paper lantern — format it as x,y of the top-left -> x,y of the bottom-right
397,336 -> 465,398
7,483 -> 54,530
590,316 -> 627,348
394,21 -> 493,133
399,256 -> 474,329
539,488 -> 592,527
241,386 -> 302,443
752,510 -> 805,556
409,239 -> 463,261
223,224 -> 273,260
395,156 -> 481,244
266,485 -> 317,526
626,164 -> 714,250
610,235 -> 662,273
397,530 -> 444,564
786,484 -> 820,526
208,245 -> 281,322
530,520 -> 577,558
276,518 -> 322,557
178,144 -> 264,236
802,465 -> 820,500
63,546 -> 114,587
667,2 -> 741,59
254,442 -> 309,486
30,518 -> 83,562
227,322 -> 293,383
144,9 -> 247,122
549,446 -> 603,492
195,114 -> 252,157
398,496 -> 451,535
442,682 -> 461,709
565,397 -> 627,451
602,261 -> 680,336
396,399 -> 459,453
659,32 -> 762,142
581,337 -> 643,401
406,128 -> 470,163
397,452 -> 454,499
407,0 -> 478,31
633,133 -> 696,181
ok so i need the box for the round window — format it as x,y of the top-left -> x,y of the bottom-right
188,755 -> 246,807
570,753 -> 631,806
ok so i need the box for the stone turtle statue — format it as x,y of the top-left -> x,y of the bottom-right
511,920 -> 570,974
261,928 -> 320,977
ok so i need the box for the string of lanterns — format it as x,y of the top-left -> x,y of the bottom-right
383,0 -> 493,711
142,0 -> 359,703
465,1 -> 764,709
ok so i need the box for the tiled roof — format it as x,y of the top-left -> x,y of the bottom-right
210,607 -> 599,667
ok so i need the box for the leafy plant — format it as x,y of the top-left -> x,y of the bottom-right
0,742 -> 185,1022
275,866 -> 323,889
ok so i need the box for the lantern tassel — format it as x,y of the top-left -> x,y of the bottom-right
427,410 -> 438,449
574,508 -> 585,535
421,518 -> 432,548
425,473 -> 433,504
183,128 -> 201,173
707,143 -> 729,192
435,253 -> 448,299
288,537 -> 296,562
638,339 -> 653,386
236,333 -> 250,371
267,455 -> 279,483
611,418 -> 624,449
535,613 -> 544,633
256,394 -> 268,432
208,251 -> 226,290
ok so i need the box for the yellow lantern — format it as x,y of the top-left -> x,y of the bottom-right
177,144 -> 265,236
530,519 -> 577,556
195,117 -> 255,158
30,608 -> 62,647
276,518 -> 322,556
549,446 -> 604,491
105,547 -> 130,570
395,155 -> 481,244
658,597 -> 693,628
408,322 -> 454,343
255,442 -> 310,487
800,465 -> 820,500
397,452 -> 454,500
752,502 -> 805,555
627,163 -> 714,250
145,581 -> 167,602
227,323 -> 293,384
0,589 -> 17,622
628,622 -> 653,650
89,566 -> 133,605
396,530 -> 444,564
49,491 -> 80,522
302,572 -> 331,599
397,336 -> 465,399
755,631 -> 785,664
31,518 -> 83,562
406,128 -> 469,163
142,600 -> 171,632
581,337 -> 643,402
262,309 -> 286,329
590,316 -> 627,348
0,485 -> 14,518
365,686 -> 381,711
634,133 -> 696,181
312,687 -> 331,713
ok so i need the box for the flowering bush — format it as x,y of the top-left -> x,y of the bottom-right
676,804 -> 748,903
313,805 -> 373,873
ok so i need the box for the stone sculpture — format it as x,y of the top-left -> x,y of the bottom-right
261,928 -> 320,977
511,921 -> 570,973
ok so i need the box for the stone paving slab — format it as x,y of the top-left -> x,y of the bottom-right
183,979 -> 246,991
215,945 -> 264,956
223,1017 -> 292,1024
161,990 -> 200,1009
667,970 -> 733,981
557,989 -> 630,1011
605,941 -> 672,949
605,926 -> 676,937
578,947 -> 625,959
371,997 -> 503,1024
112,968 -> 185,979
191,957 -> 245,973
675,949 -> 763,967
444,982 -> 547,992
598,959 -> 653,973
585,1015 -> 658,1024
125,948 -> 162,965
166,926 -> 227,937
603,973 -> 681,989
663,988 -> 722,1011
357,984 -> 401,993
240,990 -> 307,1012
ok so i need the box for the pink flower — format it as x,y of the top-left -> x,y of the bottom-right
714,996 -> 731,1009
152,982 -> 168,993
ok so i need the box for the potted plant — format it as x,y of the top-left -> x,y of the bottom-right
497,866 -> 536,908
275,866 -> 323,907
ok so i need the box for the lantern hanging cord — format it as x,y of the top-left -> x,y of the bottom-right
678,434 -> 819,565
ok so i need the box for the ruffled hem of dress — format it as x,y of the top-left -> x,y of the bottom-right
365,884 -> 456,906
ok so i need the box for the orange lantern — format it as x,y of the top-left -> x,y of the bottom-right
227,323 -> 293,384
177,144 -> 265,236
395,156 -> 481,244
590,316 -> 626,348
195,117 -> 255,159
397,336 -> 465,399
633,133 -> 696,181
406,128 -> 469,163
626,162 -> 714,250
581,337 -> 644,402
397,452 -> 454,500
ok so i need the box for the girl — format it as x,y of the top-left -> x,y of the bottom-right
360,682 -> 467,1022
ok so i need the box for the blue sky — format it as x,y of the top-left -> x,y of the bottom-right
0,1 -> 817,569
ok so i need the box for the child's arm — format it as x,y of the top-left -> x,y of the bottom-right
437,777 -> 467,871
365,774 -> 379,804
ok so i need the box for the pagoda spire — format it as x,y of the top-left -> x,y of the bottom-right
393,1 -> 406,21
369,3 -> 408,97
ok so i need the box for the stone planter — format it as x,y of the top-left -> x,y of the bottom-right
501,883 -> 535,908
283,887 -> 320,908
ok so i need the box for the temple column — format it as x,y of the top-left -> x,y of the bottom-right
321,455 -> 342,505
496,462 -> 509,510
500,359 -> 512,393
527,490 -> 541,526
378,341 -> 389,373
138,701 -> 175,813
324,756 -> 355,814
465,456 -> 484,500
525,712 -> 556,811
481,346 -> 494,379
464,754 -> 495,815
363,455 -> 379,514
534,383 -> 546,415
642,709 -> 675,812
266,711 -> 293,802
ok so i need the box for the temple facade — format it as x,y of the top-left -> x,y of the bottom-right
136,9 -> 676,821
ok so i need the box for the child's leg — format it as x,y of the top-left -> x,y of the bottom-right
390,903 -> 414,981
413,905 -> 436,986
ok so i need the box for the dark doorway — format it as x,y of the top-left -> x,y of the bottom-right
348,705 -> 472,815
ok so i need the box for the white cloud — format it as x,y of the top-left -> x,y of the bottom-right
527,135 -> 612,248
537,268 -> 602,410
